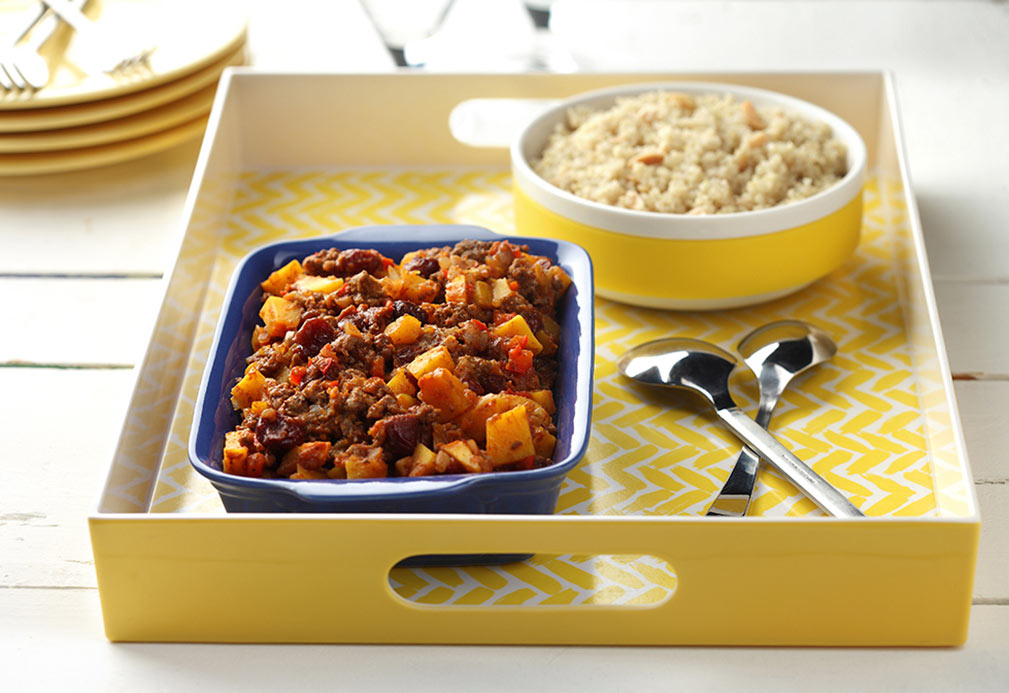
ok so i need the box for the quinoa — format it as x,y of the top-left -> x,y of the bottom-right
532,91 -> 848,215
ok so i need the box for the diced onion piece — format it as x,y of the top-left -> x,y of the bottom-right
491,277 -> 514,306
445,275 -> 468,303
401,271 -> 439,303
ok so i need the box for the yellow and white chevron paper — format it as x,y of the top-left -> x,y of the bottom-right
137,167 -> 953,607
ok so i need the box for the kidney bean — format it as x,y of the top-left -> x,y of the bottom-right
294,317 -> 337,357
375,413 -> 429,460
402,254 -> 440,278
390,300 -> 427,323
256,414 -> 305,452
336,249 -> 386,276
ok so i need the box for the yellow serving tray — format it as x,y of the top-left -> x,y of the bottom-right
90,71 -> 979,646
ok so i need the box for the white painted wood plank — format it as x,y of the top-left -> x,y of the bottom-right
954,381 -> 1009,483
0,369 -> 136,589
975,482 -> 1009,604
934,281 -> 1009,376
0,278 -> 163,365
1,588 -> 1007,692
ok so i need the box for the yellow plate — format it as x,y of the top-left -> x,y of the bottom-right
0,113 -> 207,175
0,0 -> 246,110
0,44 -> 243,132
0,83 -> 215,152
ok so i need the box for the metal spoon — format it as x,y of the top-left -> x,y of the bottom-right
616,337 -> 863,518
706,321 -> 837,517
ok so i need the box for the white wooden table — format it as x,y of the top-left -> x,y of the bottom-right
3,1 -> 1007,690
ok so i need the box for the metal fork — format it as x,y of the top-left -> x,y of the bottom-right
42,0 -> 156,75
0,0 -> 86,91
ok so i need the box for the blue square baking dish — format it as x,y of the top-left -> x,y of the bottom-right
189,224 -> 594,516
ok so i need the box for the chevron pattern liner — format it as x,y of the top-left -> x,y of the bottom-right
129,168 -> 957,607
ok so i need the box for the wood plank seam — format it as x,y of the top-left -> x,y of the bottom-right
0,363 -> 134,370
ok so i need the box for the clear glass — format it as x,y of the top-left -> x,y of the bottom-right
358,0 -> 456,67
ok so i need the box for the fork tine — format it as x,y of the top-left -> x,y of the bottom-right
1,63 -> 24,90
0,63 -> 14,90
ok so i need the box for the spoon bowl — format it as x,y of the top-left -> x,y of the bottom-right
618,336 -> 862,517
740,320 -> 837,379
615,338 -> 738,409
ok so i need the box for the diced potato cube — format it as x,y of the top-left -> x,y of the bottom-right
413,443 -> 436,467
457,393 -> 550,443
396,393 -> 418,408
408,452 -> 437,477
406,345 -> 454,379
222,431 -> 248,472
441,439 -> 489,474
260,296 -> 302,338
549,265 -> 572,292
291,441 -> 331,469
384,315 -> 423,345
417,367 -> 475,421
342,321 -> 363,338
386,368 -> 417,396
485,405 -> 536,467
293,275 -> 344,294
291,464 -> 328,480
493,315 -> 543,354
445,275 -> 468,304
535,329 -> 557,356
492,278 -> 514,306
346,452 -> 388,479
260,259 -> 303,294
527,389 -> 556,415
532,427 -> 556,459
231,367 -> 266,409
250,400 -> 269,416
394,456 -> 415,477
277,441 -> 331,477
473,280 -> 493,309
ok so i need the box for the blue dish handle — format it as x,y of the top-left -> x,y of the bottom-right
335,224 -> 506,245
283,473 -> 488,503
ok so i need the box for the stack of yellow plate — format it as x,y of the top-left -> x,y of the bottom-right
0,0 -> 246,175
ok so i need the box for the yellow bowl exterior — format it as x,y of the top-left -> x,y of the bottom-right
514,185 -> 863,307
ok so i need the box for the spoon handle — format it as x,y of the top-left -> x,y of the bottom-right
706,392 -> 776,516
715,407 -> 864,518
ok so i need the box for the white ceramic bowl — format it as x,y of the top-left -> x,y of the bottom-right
511,82 -> 867,310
